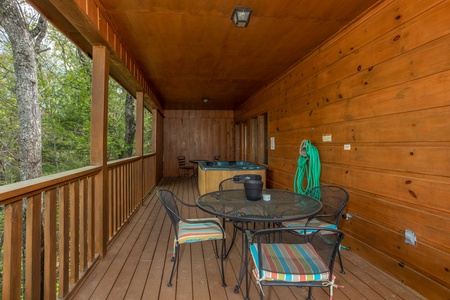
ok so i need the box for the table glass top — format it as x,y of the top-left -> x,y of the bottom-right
196,189 -> 322,222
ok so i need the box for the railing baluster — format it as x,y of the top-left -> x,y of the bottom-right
70,180 -> 80,284
120,165 -> 124,226
59,184 -> 69,297
80,177 -> 88,272
2,201 -> 23,299
87,175 -> 95,262
44,189 -> 57,300
108,170 -> 113,238
25,194 -> 42,299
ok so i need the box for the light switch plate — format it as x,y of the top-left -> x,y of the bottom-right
405,229 -> 416,245
270,137 -> 275,150
322,134 -> 332,142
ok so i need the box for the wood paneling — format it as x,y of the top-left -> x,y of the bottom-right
235,0 -> 450,298
197,167 -> 266,195
95,0 -> 379,110
163,110 -> 235,177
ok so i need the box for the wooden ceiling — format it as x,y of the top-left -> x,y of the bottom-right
99,0 -> 378,110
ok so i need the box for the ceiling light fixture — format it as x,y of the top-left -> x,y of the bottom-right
231,7 -> 252,28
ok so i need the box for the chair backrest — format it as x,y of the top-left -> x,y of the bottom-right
177,156 -> 187,167
219,174 -> 262,190
306,185 -> 349,226
251,227 -> 344,281
157,189 -> 181,236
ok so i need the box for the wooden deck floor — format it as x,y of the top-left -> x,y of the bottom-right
70,177 -> 426,300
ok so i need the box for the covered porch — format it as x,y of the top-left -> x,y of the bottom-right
0,0 -> 448,298
70,177 -> 425,300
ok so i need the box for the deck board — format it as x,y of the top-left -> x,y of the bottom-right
70,177 -> 426,300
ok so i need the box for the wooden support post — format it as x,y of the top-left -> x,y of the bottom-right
152,108 -> 159,183
152,109 -> 158,154
257,114 -> 266,165
91,45 -> 109,257
136,91 -> 144,205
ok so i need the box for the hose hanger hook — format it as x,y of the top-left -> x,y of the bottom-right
299,139 -> 309,157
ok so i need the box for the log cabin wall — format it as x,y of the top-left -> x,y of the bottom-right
235,0 -> 450,298
163,110 -> 235,177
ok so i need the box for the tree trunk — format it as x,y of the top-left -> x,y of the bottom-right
0,0 -> 45,181
120,93 -> 136,158
1,3 -> 47,298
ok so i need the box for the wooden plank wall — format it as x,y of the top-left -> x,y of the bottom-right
163,110 -> 235,177
234,0 -> 450,298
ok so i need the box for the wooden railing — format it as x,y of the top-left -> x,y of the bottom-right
107,157 -> 142,240
0,154 -> 157,299
143,153 -> 157,196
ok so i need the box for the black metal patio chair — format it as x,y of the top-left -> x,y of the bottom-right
282,185 -> 349,273
157,189 -> 226,287
248,226 -> 344,300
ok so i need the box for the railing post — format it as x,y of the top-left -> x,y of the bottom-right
91,45 -> 109,257
136,91 -> 144,204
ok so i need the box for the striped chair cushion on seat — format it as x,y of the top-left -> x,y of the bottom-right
282,219 -> 337,234
177,218 -> 224,244
250,243 -> 330,282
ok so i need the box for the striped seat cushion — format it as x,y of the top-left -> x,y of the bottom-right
177,218 -> 224,244
282,218 -> 337,233
250,243 -> 330,282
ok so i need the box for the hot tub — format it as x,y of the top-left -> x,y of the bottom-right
197,161 -> 266,195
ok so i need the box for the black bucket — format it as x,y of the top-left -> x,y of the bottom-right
244,179 -> 263,201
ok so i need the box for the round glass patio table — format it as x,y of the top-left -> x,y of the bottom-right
196,189 -> 322,299
196,189 -> 322,223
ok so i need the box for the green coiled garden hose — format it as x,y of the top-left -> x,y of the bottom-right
294,140 -> 321,196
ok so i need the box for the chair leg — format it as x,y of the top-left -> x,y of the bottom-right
306,286 -> 312,300
220,238 -> 227,287
168,243 -> 179,287
338,248 -> 345,274
213,240 -> 219,258
210,239 -> 227,287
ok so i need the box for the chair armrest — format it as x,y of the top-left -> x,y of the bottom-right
173,193 -> 198,207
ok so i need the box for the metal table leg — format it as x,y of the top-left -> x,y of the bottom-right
232,223 -> 250,300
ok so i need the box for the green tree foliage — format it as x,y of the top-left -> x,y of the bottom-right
38,28 -> 92,174
143,108 -> 153,154
0,17 -> 140,184
0,39 -> 20,183
108,79 -> 136,160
